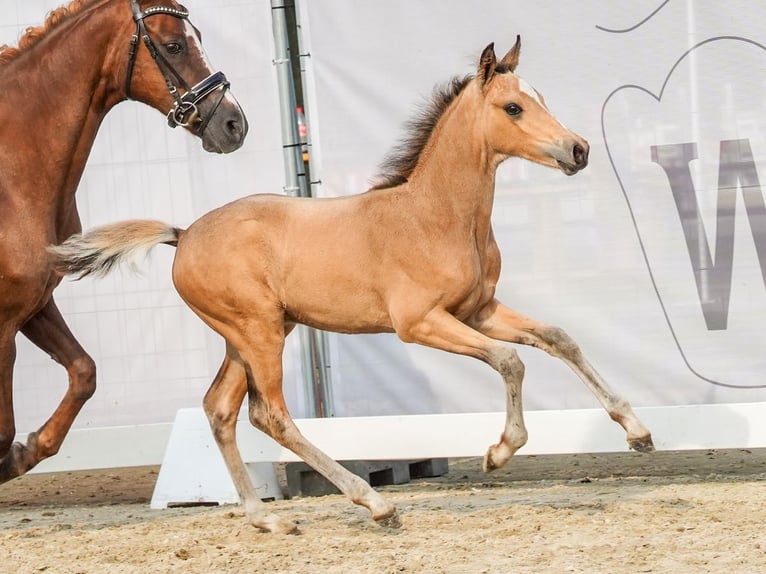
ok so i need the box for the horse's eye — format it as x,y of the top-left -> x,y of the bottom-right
505,103 -> 522,117
165,42 -> 183,55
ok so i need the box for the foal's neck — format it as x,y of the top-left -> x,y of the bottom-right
407,83 -> 497,224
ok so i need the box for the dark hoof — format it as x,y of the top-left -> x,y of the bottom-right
375,510 -> 402,529
629,435 -> 656,453
0,441 -> 36,484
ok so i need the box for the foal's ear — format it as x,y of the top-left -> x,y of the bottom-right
499,35 -> 521,73
478,42 -> 497,87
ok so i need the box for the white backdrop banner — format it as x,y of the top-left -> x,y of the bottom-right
6,1 -> 766,437
299,0 -> 766,415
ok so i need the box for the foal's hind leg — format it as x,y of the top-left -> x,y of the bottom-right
470,299 -> 654,453
0,298 -> 96,481
203,343 -> 296,534
236,323 -> 399,528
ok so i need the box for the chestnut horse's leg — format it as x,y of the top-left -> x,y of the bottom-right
469,298 -> 655,457
394,307 -> 530,473
203,342 -> 297,534
0,298 -> 96,482
234,320 -> 400,528
0,329 -> 17,466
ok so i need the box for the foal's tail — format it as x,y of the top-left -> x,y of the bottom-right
48,220 -> 183,280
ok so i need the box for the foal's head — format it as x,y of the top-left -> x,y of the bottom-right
476,37 -> 588,175
121,0 -> 247,153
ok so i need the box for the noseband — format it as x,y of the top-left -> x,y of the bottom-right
125,0 -> 231,133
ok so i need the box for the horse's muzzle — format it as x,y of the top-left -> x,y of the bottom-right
556,139 -> 589,175
172,71 -> 248,154
202,107 -> 248,154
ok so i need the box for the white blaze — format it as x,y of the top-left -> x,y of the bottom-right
518,76 -> 569,130
184,20 -> 214,69
518,77 -> 541,104
183,20 -> 240,109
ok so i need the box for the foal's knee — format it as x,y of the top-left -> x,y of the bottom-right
487,347 -> 525,380
203,400 -> 238,442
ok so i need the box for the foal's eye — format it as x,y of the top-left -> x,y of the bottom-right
164,42 -> 183,55
504,103 -> 522,117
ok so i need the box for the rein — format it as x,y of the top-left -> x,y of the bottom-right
125,0 -> 230,133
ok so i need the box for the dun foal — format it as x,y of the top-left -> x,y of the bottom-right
51,38 -> 654,533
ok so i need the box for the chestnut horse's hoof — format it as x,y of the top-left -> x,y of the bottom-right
0,440 -> 38,484
628,435 -> 656,453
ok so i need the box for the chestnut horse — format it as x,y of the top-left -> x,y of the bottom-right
51,38 -> 654,532
0,0 -> 248,482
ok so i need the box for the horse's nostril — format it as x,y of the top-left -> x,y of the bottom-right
225,116 -> 247,142
573,144 -> 587,166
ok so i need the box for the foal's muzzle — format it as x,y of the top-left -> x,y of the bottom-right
556,140 -> 590,176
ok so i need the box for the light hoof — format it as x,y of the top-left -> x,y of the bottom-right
374,509 -> 401,529
483,450 -> 499,473
253,513 -> 300,535
628,435 -> 656,453
483,442 -> 511,472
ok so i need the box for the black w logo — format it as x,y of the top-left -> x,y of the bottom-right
651,139 -> 766,330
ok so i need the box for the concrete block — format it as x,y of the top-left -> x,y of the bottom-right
285,458 -> 449,497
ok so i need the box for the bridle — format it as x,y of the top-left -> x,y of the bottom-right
125,0 -> 231,133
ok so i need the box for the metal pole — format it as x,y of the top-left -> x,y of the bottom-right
271,0 -> 307,198
292,5 -> 335,415
271,0 -> 334,417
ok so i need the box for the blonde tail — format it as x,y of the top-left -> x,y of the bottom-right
48,220 -> 182,279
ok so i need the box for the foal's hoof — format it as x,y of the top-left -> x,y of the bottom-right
375,509 -> 402,529
482,452 -> 499,473
483,442 -> 511,473
628,435 -> 656,453
254,514 -> 300,535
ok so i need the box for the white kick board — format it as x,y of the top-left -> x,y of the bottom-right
149,402 -> 766,508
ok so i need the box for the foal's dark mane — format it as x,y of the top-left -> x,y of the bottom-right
0,0 -> 90,65
370,74 -> 474,191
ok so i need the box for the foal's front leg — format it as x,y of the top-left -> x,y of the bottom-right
394,308 -> 530,473
203,344 -> 297,534
469,299 -> 654,453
